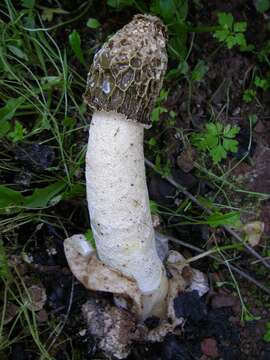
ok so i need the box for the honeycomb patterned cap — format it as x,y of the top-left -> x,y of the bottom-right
83,14 -> 167,127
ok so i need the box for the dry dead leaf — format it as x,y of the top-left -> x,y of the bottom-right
242,221 -> 265,247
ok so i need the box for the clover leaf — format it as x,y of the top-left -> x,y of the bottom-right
191,122 -> 240,164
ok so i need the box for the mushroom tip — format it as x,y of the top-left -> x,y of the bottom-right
84,14 -> 168,127
133,13 -> 167,38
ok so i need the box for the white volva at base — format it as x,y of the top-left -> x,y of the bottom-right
86,111 -> 166,296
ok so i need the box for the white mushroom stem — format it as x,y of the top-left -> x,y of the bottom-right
86,111 -> 168,318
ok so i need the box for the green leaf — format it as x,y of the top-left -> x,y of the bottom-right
7,45 -> 28,60
205,211 -> 241,227
210,144 -> 227,164
205,123 -> 219,136
191,128 -> 218,151
223,124 -> 240,138
87,18 -> 101,29
233,21 -> 247,33
178,60 -> 189,75
69,30 -> 85,64
191,60 -> 208,81
226,35 -> 238,49
169,110 -> 177,118
150,200 -> 159,215
227,126 -> 240,138
243,89 -> 256,103
176,0 -> 188,21
214,29 -> 229,42
249,114 -> 258,125
216,122 -> 224,133
159,0 -> 176,22
0,97 -> 24,123
223,124 -> 231,136
234,33 -> 247,47
254,76 -> 268,89
158,89 -> 169,102
0,186 -> 25,214
8,121 -> 26,143
151,108 -> 160,122
223,138 -> 238,153
148,137 -> 157,147
214,13 -> 247,50
204,133 -> 219,149
264,322 -> 270,342
79,102 -> 87,115
21,0 -> 35,8
264,330 -> 270,342
151,0 -> 188,22
25,181 -> 66,209
255,0 -> 270,13
192,121 -> 239,164
218,12 -> 234,29
168,31 -> 188,60
166,67 -> 182,80
151,106 -> 167,122
190,133 -> 201,147
85,229 -> 96,249
63,183 -> 85,199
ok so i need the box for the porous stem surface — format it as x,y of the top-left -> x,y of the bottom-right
86,111 -> 165,297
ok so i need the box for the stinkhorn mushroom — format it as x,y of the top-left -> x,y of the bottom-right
83,14 -> 168,318
64,16 -> 208,336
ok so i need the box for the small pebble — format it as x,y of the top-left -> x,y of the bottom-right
201,338 -> 219,358
79,329 -> 87,336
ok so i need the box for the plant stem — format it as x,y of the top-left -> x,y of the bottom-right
162,232 -> 270,296
145,158 -> 270,269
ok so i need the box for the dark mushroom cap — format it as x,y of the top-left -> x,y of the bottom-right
83,14 -> 167,127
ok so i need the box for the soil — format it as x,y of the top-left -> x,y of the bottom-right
1,1 -> 270,359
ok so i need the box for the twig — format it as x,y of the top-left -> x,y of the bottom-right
162,232 -> 270,296
145,158 -> 270,269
